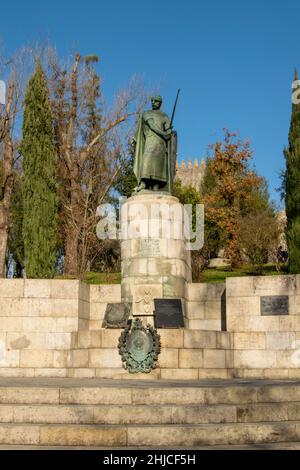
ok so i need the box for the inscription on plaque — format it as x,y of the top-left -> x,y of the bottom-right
260,296 -> 289,316
139,239 -> 160,257
154,299 -> 184,328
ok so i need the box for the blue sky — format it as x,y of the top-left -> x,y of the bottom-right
1,0 -> 300,207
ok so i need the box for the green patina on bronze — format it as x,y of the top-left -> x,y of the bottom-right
118,318 -> 161,373
131,95 -> 177,193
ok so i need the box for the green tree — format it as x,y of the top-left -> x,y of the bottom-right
21,61 -> 58,278
238,210 -> 279,274
284,70 -> 300,273
114,151 -> 137,198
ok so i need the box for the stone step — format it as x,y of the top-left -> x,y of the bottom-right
0,403 -> 233,425
3,365 -> 300,381
0,421 -> 300,447
67,367 -> 233,380
0,367 -> 233,380
1,442 -> 300,450
1,402 -> 300,425
0,379 -> 300,447
1,379 -> 300,405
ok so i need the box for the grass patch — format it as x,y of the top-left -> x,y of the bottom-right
200,263 -> 288,284
55,272 -> 121,284
55,263 -> 289,285
84,272 -> 121,285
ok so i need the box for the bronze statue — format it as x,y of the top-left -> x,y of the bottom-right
131,94 -> 178,193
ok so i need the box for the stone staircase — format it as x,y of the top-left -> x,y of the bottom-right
1,377 -> 300,448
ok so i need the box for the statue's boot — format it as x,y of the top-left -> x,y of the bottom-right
136,181 -> 146,192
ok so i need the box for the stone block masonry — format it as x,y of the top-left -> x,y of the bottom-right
226,275 -> 300,378
0,279 -> 82,376
1,275 -> 300,379
0,278 -> 233,379
120,193 -> 192,324
185,282 -> 225,330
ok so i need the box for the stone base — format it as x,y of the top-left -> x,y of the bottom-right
120,193 -> 192,321
1,276 -> 300,379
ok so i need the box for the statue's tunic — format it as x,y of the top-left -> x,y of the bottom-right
133,110 -> 171,183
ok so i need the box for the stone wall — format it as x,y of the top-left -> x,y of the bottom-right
89,285 -> 121,329
227,275 -> 300,378
69,329 -> 233,380
1,275 -> 300,379
0,279 -> 80,377
0,279 -> 232,379
0,281 -> 123,375
175,159 -> 206,193
185,283 -> 225,330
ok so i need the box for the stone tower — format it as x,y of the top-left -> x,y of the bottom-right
175,159 -> 206,192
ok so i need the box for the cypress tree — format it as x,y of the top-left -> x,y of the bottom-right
284,69 -> 300,273
21,61 -> 58,278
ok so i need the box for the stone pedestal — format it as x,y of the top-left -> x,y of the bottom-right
120,192 -> 192,322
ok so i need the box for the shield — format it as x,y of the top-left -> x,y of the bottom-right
118,318 -> 161,373
168,131 -> 177,191
126,329 -> 154,362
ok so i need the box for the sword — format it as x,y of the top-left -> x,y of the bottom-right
170,88 -> 180,128
168,89 -> 180,193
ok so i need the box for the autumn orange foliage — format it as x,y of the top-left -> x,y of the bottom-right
203,130 -> 264,267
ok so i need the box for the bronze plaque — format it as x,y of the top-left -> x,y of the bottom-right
260,296 -> 289,316
118,319 -> 161,373
102,303 -> 131,328
154,298 -> 184,328
126,328 -> 154,363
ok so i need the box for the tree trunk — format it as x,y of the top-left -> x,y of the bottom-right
0,140 -> 14,278
63,166 -> 82,277
64,226 -> 79,277
14,259 -> 23,278
0,208 -> 8,277
0,79 -> 15,278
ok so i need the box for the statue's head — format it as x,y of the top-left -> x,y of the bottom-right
151,95 -> 162,110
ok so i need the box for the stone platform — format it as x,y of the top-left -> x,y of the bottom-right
1,276 -> 300,379
120,192 -> 191,321
1,377 -> 300,447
